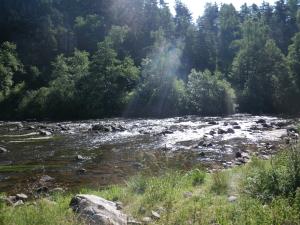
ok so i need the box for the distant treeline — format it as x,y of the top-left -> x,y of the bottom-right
1,0 -> 300,119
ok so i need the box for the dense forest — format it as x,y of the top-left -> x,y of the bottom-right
1,0 -> 300,120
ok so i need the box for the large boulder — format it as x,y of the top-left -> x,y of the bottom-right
70,194 -> 127,225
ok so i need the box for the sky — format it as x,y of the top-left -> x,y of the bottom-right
166,0 -> 277,19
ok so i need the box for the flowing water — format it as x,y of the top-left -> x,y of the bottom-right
0,114 -> 297,194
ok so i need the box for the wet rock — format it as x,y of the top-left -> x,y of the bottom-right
39,130 -> 52,136
40,175 -> 54,183
218,128 -> 227,135
250,125 -> 259,130
159,130 -> 174,135
27,125 -> 35,130
230,122 -> 239,126
262,123 -> 272,129
16,193 -> 28,201
0,146 -> 8,153
233,125 -> 241,129
92,124 -> 111,132
208,121 -> 218,125
209,130 -> 216,135
274,121 -> 289,128
226,128 -> 235,134
223,122 -> 229,126
256,119 -> 266,124
198,140 -> 213,147
235,152 -> 242,158
151,210 -> 160,220
70,194 -> 127,225
228,196 -> 237,202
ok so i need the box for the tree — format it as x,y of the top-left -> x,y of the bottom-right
186,70 -> 235,115
218,4 -> 240,74
231,19 -> 293,113
126,30 -> 186,117
288,33 -> 300,87
0,42 -> 23,99
76,33 -> 139,118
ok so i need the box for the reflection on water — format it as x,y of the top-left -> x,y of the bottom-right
0,114 -> 294,194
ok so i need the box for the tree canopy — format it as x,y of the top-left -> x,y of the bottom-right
0,0 -> 300,119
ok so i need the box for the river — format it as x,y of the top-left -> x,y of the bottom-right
0,114 -> 297,194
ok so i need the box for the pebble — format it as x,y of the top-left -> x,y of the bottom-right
151,210 -> 161,219
228,196 -> 237,202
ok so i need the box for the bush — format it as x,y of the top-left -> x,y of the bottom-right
244,146 -> 300,202
186,70 -> 235,115
185,169 -> 206,186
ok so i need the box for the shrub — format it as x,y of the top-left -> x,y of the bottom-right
185,169 -> 206,186
210,171 -> 229,194
244,146 -> 300,202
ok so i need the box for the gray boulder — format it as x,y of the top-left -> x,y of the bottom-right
70,194 -> 127,225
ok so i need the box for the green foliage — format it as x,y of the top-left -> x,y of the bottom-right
1,0 -> 300,118
210,171 -> 229,195
0,195 -> 82,225
231,19 -> 296,113
186,70 -> 235,115
126,31 -> 186,117
185,169 -> 206,186
0,42 -> 23,99
244,146 -> 300,202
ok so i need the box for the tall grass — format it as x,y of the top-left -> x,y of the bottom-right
1,146 -> 300,225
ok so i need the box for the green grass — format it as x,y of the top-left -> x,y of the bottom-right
1,146 -> 300,225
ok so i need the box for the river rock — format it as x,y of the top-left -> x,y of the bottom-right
227,128 -> 235,134
230,122 -> 239,126
0,146 -> 8,153
208,121 -> 218,125
228,196 -> 237,202
256,119 -> 266,124
235,151 -> 242,158
92,124 -> 111,132
70,194 -> 127,225
218,128 -> 227,134
39,130 -> 52,136
151,210 -> 160,220
16,193 -> 28,201
13,200 -> 24,207
233,125 -> 241,129
287,126 -> 299,134
40,175 -> 55,183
